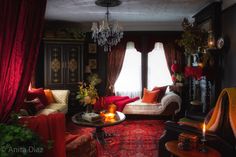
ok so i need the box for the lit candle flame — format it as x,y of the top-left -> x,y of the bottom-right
202,122 -> 206,139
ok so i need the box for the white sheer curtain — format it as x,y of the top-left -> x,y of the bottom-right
147,42 -> 173,90
114,42 -> 142,98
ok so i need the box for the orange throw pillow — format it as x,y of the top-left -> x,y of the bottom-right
142,88 -> 160,103
44,89 -> 55,104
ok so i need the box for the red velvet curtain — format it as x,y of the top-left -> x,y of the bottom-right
106,41 -> 126,95
105,35 -> 142,95
163,42 -> 185,71
0,0 -> 47,122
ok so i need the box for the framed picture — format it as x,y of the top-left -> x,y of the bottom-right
88,43 -> 97,54
89,59 -> 97,69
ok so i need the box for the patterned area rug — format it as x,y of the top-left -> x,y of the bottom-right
67,120 -> 165,157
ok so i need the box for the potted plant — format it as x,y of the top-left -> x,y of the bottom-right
177,18 -> 208,56
0,123 -> 45,157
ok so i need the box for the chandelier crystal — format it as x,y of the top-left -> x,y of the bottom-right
91,0 -> 123,52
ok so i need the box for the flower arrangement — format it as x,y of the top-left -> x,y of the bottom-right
177,18 -> 208,55
171,63 -> 184,84
76,74 -> 101,105
184,66 -> 203,80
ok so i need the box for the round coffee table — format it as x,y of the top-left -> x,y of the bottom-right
72,111 -> 126,144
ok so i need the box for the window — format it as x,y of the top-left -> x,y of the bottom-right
147,42 -> 173,90
114,42 -> 142,97
114,42 -> 172,97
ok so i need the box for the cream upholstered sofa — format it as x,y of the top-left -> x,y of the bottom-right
122,92 -> 182,117
37,90 -> 70,115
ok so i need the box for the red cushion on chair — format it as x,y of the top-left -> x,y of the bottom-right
152,86 -> 167,102
27,88 -> 49,106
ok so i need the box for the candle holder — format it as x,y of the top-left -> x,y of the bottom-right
199,137 -> 208,153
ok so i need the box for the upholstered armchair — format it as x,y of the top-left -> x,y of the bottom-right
19,113 -> 97,157
158,88 -> 236,157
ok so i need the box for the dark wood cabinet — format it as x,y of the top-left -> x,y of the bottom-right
44,40 -> 84,106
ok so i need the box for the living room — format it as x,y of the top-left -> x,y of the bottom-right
1,0 -> 236,157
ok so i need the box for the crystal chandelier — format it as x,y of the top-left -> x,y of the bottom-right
91,0 -> 123,52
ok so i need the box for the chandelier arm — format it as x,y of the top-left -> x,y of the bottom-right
106,4 -> 109,22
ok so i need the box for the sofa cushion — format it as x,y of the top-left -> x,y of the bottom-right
142,88 -> 160,103
24,98 -> 45,115
27,88 -> 49,106
44,89 -> 56,104
152,86 -> 167,102
45,103 -> 67,113
122,99 -> 162,115
37,109 -> 57,115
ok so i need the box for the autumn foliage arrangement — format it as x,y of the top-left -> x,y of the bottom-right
76,74 -> 101,105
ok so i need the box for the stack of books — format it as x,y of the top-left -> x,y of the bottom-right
82,113 -> 101,122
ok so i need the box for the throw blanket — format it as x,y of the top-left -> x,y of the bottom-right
206,88 -> 236,137
94,96 -> 139,112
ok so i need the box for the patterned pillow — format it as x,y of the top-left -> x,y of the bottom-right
27,88 -> 49,106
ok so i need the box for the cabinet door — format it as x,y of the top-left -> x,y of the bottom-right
64,44 -> 83,86
64,44 -> 83,105
44,44 -> 64,89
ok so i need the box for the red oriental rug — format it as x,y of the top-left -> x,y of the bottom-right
67,120 -> 165,157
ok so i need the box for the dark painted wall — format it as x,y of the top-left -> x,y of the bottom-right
221,4 -> 236,88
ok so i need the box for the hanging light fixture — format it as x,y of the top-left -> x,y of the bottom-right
91,0 -> 123,52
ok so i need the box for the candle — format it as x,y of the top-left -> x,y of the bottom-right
202,122 -> 206,139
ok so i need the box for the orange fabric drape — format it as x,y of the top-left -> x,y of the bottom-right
206,88 -> 236,137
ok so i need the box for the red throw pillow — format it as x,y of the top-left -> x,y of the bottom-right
24,98 -> 45,115
142,88 -> 160,103
27,88 -> 49,106
152,86 -> 167,102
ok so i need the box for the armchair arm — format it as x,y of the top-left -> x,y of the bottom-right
159,121 -> 236,157
161,92 -> 181,114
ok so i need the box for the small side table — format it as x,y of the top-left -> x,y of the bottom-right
165,140 -> 221,157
